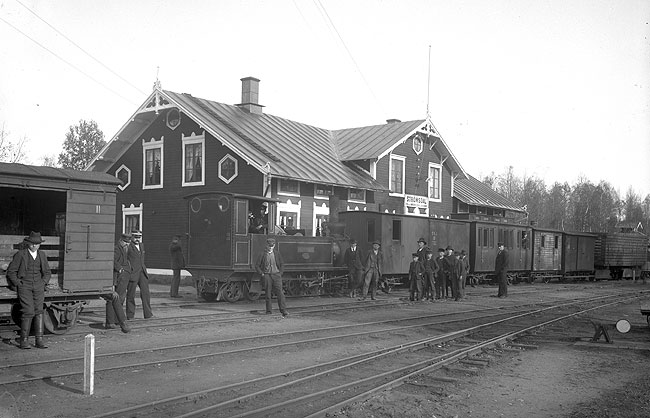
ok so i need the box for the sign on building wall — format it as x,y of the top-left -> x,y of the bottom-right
405,194 -> 429,216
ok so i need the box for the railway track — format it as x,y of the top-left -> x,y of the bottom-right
1,288 -> 645,418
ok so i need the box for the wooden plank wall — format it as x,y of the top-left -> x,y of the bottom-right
0,235 -> 60,287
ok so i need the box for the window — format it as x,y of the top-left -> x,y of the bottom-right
277,199 -> 301,230
315,214 -> 328,236
278,179 -> 300,196
218,154 -> 238,184
280,211 -> 297,229
392,219 -> 401,241
554,235 -> 559,249
428,163 -> 441,201
142,137 -> 163,189
182,132 -> 205,186
478,228 -> 483,247
349,188 -> 366,203
315,184 -> 333,199
412,135 -> 423,155
166,108 -> 181,130
389,155 -> 405,195
541,235 -> 546,247
483,228 -> 488,247
115,165 -> 131,191
122,203 -> 143,234
489,228 -> 494,247
367,219 -> 376,243
313,202 -> 329,236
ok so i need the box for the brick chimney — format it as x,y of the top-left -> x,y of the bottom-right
236,76 -> 264,114
386,118 -> 401,124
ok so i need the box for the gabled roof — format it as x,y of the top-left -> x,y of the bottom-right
454,175 -> 525,213
89,89 -> 386,191
334,119 -> 468,179
1,162 -> 121,190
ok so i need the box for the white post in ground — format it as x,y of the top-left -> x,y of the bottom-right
84,334 -> 95,395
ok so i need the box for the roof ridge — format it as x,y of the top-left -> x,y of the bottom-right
185,94 -> 282,163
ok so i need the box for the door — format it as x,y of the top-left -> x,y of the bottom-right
188,195 -> 232,267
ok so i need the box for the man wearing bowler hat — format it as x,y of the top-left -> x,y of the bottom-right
255,238 -> 288,316
360,240 -> 383,301
6,231 -> 51,349
105,232 -> 132,332
495,242 -> 509,297
126,230 -> 154,319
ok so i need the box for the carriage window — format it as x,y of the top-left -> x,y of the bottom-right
554,235 -> 559,249
483,228 -> 488,247
541,235 -> 546,247
478,228 -> 483,247
367,219 -> 376,243
392,220 -> 401,241
489,228 -> 495,248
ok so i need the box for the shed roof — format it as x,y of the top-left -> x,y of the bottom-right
0,162 -> 121,192
454,175 -> 525,213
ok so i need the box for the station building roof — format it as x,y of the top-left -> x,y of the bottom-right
454,175 -> 526,213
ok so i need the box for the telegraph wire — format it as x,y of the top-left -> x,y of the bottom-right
14,0 -> 147,96
0,15 -> 139,106
313,0 -> 386,117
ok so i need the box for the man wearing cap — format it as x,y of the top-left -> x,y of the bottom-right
495,242 -> 509,297
459,250 -> 470,297
360,241 -> 383,301
105,232 -> 132,332
126,230 -> 153,319
6,231 -> 51,349
254,238 -> 288,317
249,204 -> 269,234
408,252 -> 425,301
434,248 -> 445,299
442,246 -> 456,299
343,239 -> 363,298
423,249 -> 439,301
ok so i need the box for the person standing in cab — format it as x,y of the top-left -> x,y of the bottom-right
343,238 -> 364,298
408,252 -> 425,301
6,232 -> 51,349
249,203 -> 269,234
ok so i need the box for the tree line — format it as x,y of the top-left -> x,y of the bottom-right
482,166 -> 650,234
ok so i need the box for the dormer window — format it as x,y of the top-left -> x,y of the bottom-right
218,154 -> 238,184
166,108 -> 181,130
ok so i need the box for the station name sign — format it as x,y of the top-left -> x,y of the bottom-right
405,194 -> 428,209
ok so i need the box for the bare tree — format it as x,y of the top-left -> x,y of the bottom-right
0,123 -> 28,163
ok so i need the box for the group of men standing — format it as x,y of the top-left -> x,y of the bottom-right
106,230 -> 154,332
408,238 -> 470,302
343,239 -> 384,301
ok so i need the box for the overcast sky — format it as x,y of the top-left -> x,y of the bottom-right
1,0 -> 649,198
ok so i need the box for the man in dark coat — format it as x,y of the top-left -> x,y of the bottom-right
434,248 -> 445,299
495,242 -> 509,297
169,235 -> 185,298
360,241 -> 383,301
105,232 -> 132,332
442,246 -> 456,298
343,238 -> 364,298
126,230 -> 153,319
416,237 -> 429,263
408,252 -> 426,301
423,250 -> 439,301
248,204 -> 268,234
254,238 -> 288,316
6,231 -> 51,349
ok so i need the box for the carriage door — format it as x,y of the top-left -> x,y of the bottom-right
188,195 -> 232,267
63,189 -> 116,291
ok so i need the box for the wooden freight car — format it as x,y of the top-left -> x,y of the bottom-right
185,192 -> 348,302
0,163 -> 121,333
594,231 -> 648,279
338,210 -> 470,284
561,231 -> 596,281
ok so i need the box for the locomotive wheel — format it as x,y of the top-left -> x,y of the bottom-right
286,280 -> 302,296
222,281 -> 243,303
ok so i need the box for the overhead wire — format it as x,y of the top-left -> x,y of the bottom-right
312,0 -> 386,118
14,0 -> 147,96
0,15 -> 139,106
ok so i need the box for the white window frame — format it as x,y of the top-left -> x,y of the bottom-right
412,135 -> 423,155
182,132 -> 205,187
389,154 -> 406,197
218,153 -> 238,184
428,162 -> 442,202
314,184 -> 333,200
142,136 -> 164,190
313,202 -> 329,236
115,164 -> 131,191
277,198 -> 301,229
122,203 -> 143,234
277,179 -> 300,197
348,188 -> 366,204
